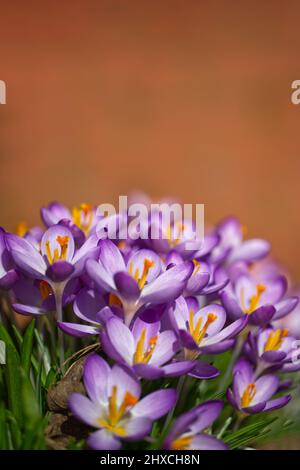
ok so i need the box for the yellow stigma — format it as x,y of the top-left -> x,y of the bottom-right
171,435 -> 192,450
39,280 -> 52,300
188,310 -> 217,345
97,386 -> 138,436
129,258 -> 155,289
264,329 -> 288,352
241,283 -> 266,314
241,383 -> 256,408
16,221 -> 28,237
193,259 -> 201,275
72,203 -> 93,236
45,235 -> 69,264
134,328 -> 158,364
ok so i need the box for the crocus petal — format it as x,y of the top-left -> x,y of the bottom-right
189,400 -> 224,433
105,317 -> 135,364
68,393 -> 99,427
74,288 -> 105,323
263,395 -> 291,412
133,363 -> 165,380
200,316 -> 248,347
194,304 -> 227,336
40,202 -> 71,227
108,364 -> 141,404
87,429 -> 122,450
99,239 -> 126,274
0,270 -> 19,290
185,272 -> 210,295
12,303 -> 48,316
199,339 -> 235,354
126,249 -> 162,283
251,305 -> 276,325
149,330 -> 178,366
179,329 -> 199,350
254,375 -> 279,402
189,434 -> 227,450
189,361 -> 220,379
220,290 -> 244,320
140,262 -> 193,304
46,261 -> 74,282
132,389 -> 177,420
242,402 -> 267,414
83,354 -> 110,405
6,234 -> 46,278
86,259 -> 116,292
274,297 -> 299,320
226,388 -> 238,409
122,417 -> 153,441
260,276 -> 287,305
41,225 -> 75,262
261,350 -> 287,363
57,321 -> 99,337
137,303 -> 167,323
162,361 -> 196,377
200,279 -> 229,295
228,239 -> 270,264
114,271 -> 140,301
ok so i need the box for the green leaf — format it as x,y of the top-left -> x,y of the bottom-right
0,401 -> 8,449
0,324 -> 16,351
5,343 -> 23,427
224,417 -> 277,449
21,320 -> 36,375
20,370 -> 45,449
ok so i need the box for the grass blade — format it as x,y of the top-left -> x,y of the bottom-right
21,319 -> 36,375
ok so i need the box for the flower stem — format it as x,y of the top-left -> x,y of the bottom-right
161,375 -> 186,438
54,284 -> 65,369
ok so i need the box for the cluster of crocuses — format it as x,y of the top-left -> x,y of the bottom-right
1,200 -> 300,450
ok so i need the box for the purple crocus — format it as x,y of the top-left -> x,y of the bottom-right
86,239 -> 193,325
245,327 -> 300,372
69,354 -> 177,450
6,224 -> 99,285
165,252 -> 228,297
41,201 -> 98,242
164,400 -> 227,450
57,287 -> 107,337
169,297 -> 247,359
227,358 -> 291,414
220,263 -> 298,325
209,217 -> 270,266
101,315 -> 196,379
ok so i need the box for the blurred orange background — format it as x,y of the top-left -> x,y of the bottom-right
0,0 -> 300,278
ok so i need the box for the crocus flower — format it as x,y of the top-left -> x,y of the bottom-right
57,287 -> 107,337
209,217 -> 270,266
164,400 -> 227,450
86,240 -> 193,325
165,251 -> 228,296
69,354 -> 177,450
12,277 -> 80,316
227,358 -> 291,414
245,327 -> 300,372
220,264 -> 298,325
169,296 -> 247,359
6,224 -> 99,285
101,315 -> 196,379
41,201 -> 98,242
0,227 -> 19,290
